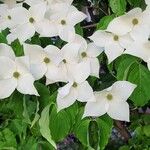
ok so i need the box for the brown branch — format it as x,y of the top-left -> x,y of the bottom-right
114,121 -> 131,142
82,23 -> 97,29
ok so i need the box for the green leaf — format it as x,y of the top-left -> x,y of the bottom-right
128,63 -> 150,106
0,32 -> 7,43
11,39 -> 24,56
143,125 -> 150,137
35,82 -> 57,108
18,137 -> 38,150
39,105 -> 56,149
23,96 -> 31,124
74,119 -> 90,146
73,108 -> 90,146
127,0 -> 146,8
116,55 -> 139,80
75,24 -> 83,36
0,128 -> 17,149
30,99 -> 40,128
88,121 -> 99,149
119,145 -> 130,150
9,119 -> 27,138
97,115 -> 113,150
109,0 -> 127,15
97,15 -> 115,30
49,106 -> 71,142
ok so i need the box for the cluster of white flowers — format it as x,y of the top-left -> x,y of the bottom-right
2,0 -> 148,122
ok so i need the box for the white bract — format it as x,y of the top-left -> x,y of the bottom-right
7,3 -> 47,43
73,34 -> 103,77
56,43 -> 80,82
0,44 -> 39,99
125,26 -> 150,62
107,8 -> 150,36
24,43 -> 65,84
57,61 -> 94,111
25,0 -> 73,7
0,0 -> 23,8
83,81 -> 137,122
41,3 -> 86,42
0,5 -> 17,31
90,30 -> 133,63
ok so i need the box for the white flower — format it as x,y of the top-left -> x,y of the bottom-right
125,26 -> 150,62
0,44 -> 39,99
41,3 -> 86,42
73,34 -> 103,77
146,0 -> 150,6
25,0 -> 73,7
90,30 -> 133,63
23,43 -> 65,84
7,3 -> 47,43
0,0 -> 23,8
56,43 -> 89,82
83,81 -> 137,122
107,8 -> 150,36
57,61 -> 93,111
0,5 -> 17,30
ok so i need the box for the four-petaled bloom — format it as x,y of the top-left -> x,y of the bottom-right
56,61 -> 94,111
83,81 -> 136,122
23,43 -> 65,84
7,2 -> 47,43
89,30 -> 133,63
41,3 -> 87,42
0,44 -> 39,99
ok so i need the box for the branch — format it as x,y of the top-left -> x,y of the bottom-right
82,23 -> 97,29
114,121 -> 131,142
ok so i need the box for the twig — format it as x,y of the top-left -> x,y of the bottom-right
82,23 -> 97,29
114,121 -> 131,142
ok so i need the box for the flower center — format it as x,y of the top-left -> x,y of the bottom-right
7,15 -> 11,20
29,17 -> 35,23
132,18 -> 138,25
72,82 -> 78,88
44,57 -> 50,64
106,94 -> 113,101
81,52 -> 87,58
13,71 -> 20,79
61,20 -> 66,25
113,35 -> 119,41
63,59 -> 67,63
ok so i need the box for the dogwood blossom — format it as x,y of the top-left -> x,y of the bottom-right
72,34 -> 103,77
0,5 -> 16,30
107,8 -> 150,36
0,44 -> 39,99
83,81 -> 136,121
125,26 -> 150,62
23,43 -> 65,84
57,61 -> 94,111
41,3 -> 86,42
0,0 -> 23,8
7,2 -> 47,43
25,0 -> 73,7
89,30 -> 133,63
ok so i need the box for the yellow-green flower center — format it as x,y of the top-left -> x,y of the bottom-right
29,17 -> 35,23
132,18 -> 138,25
63,59 -> 67,63
113,35 -> 119,41
81,52 -> 87,58
61,20 -> 66,25
106,94 -> 113,101
7,15 -> 11,20
72,82 -> 78,88
44,57 -> 50,64
13,71 -> 20,79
